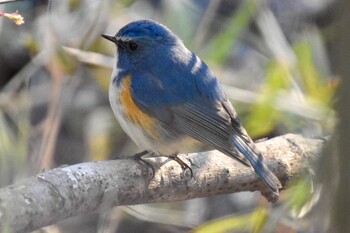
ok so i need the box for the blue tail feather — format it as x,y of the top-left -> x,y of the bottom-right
231,135 -> 282,195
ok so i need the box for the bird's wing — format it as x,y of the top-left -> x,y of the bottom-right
169,101 -> 252,166
130,70 -> 281,194
130,70 -> 250,166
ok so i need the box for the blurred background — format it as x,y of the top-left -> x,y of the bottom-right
0,0 -> 339,232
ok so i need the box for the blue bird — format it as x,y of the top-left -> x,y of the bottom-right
102,20 -> 282,196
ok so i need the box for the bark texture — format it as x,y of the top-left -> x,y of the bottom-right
0,134 -> 323,232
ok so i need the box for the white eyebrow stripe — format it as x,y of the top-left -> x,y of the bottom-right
115,36 -> 133,42
116,35 -> 156,42
191,55 -> 203,74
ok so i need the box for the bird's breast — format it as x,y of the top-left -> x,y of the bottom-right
110,74 -> 160,140
109,73 -> 206,155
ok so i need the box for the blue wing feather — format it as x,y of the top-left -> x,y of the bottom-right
132,51 -> 224,106
130,51 -> 281,194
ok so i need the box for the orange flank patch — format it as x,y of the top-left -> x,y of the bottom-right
119,75 -> 159,139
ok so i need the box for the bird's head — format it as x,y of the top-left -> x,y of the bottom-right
102,20 -> 181,68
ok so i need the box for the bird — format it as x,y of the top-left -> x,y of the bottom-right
102,19 -> 282,196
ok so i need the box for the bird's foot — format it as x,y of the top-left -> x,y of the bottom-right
168,154 -> 193,178
133,150 -> 155,178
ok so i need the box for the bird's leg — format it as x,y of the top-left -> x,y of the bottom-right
112,150 -> 148,160
133,150 -> 149,158
168,154 -> 193,178
133,150 -> 155,178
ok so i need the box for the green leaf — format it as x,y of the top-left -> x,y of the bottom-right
294,41 -> 335,106
193,208 -> 268,233
245,61 -> 290,137
285,180 -> 313,216
204,0 -> 260,65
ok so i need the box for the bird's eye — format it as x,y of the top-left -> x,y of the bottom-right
127,42 -> 138,51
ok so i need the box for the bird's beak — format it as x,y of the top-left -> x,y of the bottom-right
101,34 -> 118,44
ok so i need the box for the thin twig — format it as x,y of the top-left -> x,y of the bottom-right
0,0 -> 24,4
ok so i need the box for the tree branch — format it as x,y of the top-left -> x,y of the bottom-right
0,134 -> 323,232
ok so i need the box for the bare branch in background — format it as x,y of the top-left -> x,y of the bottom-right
63,47 -> 330,121
0,0 -> 23,4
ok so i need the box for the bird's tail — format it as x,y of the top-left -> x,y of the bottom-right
231,134 -> 282,195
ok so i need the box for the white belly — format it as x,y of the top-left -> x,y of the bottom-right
109,81 -> 156,151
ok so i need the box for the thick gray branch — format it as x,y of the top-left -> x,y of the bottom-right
0,134 -> 323,232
